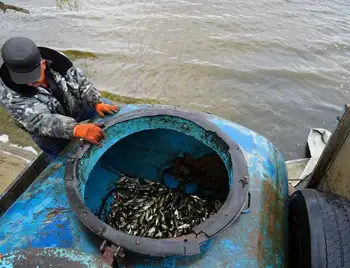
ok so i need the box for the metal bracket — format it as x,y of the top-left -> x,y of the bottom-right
241,192 -> 251,214
239,176 -> 249,188
100,240 -> 125,268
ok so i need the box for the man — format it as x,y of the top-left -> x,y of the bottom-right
0,37 -> 119,160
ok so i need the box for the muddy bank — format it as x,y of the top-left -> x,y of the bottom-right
0,105 -> 38,149
0,150 -> 28,193
0,137 -> 37,193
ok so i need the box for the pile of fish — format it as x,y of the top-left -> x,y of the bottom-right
106,175 -> 223,239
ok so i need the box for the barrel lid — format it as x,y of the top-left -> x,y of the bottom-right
0,248 -> 110,267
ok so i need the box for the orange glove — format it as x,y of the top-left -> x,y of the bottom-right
73,123 -> 105,146
95,103 -> 119,118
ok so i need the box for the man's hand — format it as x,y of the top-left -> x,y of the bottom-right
95,103 -> 119,118
73,123 -> 105,146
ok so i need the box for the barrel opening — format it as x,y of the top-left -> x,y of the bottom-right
84,128 -> 230,234
66,109 -> 249,257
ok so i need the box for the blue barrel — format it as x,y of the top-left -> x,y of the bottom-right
0,105 -> 288,267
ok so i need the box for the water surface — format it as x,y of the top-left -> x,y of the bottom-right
1,0 -> 349,159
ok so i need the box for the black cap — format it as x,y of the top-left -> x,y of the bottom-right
1,37 -> 41,85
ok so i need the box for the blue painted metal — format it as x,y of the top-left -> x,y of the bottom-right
0,248 -> 110,267
0,105 -> 288,267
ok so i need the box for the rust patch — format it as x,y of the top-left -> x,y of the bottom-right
47,207 -> 69,219
172,153 -> 229,192
256,180 -> 285,266
36,163 -> 63,183
257,232 -> 265,261
247,228 -> 263,259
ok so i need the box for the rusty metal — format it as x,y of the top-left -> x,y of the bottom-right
78,138 -> 85,147
171,153 -> 228,192
241,192 -> 252,214
239,176 -> 249,188
100,240 -> 124,268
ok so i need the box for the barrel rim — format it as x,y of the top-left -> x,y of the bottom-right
65,105 -> 249,257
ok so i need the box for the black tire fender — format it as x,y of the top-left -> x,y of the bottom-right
289,189 -> 350,268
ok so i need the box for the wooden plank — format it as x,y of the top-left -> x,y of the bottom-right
317,134 -> 350,198
307,105 -> 350,188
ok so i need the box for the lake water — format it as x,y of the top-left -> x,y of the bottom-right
1,0 -> 349,159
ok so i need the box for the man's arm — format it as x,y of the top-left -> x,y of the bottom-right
65,65 -> 102,108
1,91 -> 77,139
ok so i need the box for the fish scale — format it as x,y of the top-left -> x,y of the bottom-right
106,175 -> 223,239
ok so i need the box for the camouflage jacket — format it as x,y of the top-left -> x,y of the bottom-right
0,47 -> 102,139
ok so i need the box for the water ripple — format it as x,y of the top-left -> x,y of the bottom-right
1,0 -> 349,159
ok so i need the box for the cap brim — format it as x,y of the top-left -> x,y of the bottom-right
8,65 -> 41,85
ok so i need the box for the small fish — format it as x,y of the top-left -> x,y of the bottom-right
174,209 -> 179,219
136,198 -> 146,203
179,223 -> 190,229
119,222 -> 127,229
140,212 -> 145,223
160,211 -> 165,221
106,174 -> 224,239
141,205 -> 151,211
118,176 -> 128,184
159,196 -> 165,206
155,231 -> 163,238
147,227 -> 156,236
214,201 -> 222,211
192,195 -> 201,201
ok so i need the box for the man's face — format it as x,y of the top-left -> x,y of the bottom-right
27,60 -> 46,87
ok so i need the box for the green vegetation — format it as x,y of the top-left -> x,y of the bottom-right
101,91 -> 163,105
60,50 -> 97,61
56,0 -> 78,10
